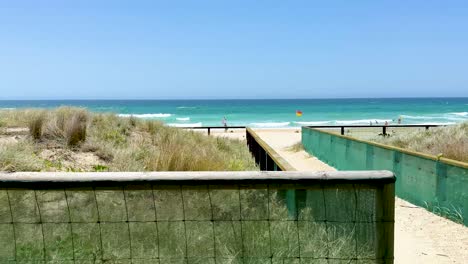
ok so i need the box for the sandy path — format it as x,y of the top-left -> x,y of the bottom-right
395,198 -> 468,263
210,128 -> 248,140
252,129 -> 335,171
243,128 -> 468,263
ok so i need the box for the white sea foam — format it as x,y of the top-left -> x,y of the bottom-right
449,112 -> 468,117
177,106 -> 198,109
167,122 -> 202,127
0,108 -> 16,110
294,121 -> 331,126
445,117 -> 467,122
118,113 -> 172,118
335,119 -> 391,125
250,122 -> 290,128
398,113 -> 467,122
414,122 -> 456,125
176,117 -> 190,121
399,115 -> 437,120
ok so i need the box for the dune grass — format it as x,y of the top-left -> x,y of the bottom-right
0,107 -> 257,172
0,141 -> 44,172
371,122 -> 468,162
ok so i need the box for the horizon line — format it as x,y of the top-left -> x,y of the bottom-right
0,96 -> 467,101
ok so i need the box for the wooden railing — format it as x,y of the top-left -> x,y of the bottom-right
305,124 -> 441,136
182,126 -> 246,135
182,126 -> 292,170
245,128 -> 295,171
183,124 -> 444,170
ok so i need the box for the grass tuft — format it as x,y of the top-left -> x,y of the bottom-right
287,141 -> 305,152
66,111 -> 88,147
28,112 -> 46,140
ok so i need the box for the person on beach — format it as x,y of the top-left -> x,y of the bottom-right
222,116 -> 227,132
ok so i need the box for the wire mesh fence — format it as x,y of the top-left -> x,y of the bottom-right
0,172 -> 394,263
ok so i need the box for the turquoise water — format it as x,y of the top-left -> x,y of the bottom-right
0,98 -> 467,128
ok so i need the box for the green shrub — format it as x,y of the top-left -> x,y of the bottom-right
93,164 -> 109,172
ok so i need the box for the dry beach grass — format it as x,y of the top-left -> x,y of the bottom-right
0,107 -> 257,172
371,122 -> 468,162
319,123 -> 468,162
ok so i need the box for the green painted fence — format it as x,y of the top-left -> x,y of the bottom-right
0,171 -> 395,264
302,127 -> 468,226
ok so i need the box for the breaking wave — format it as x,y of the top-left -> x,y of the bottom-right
294,121 -> 332,126
250,122 -> 291,128
177,106 -> 198,109
335,119 -> 391,125
400,115 -> 438,120
449,112 -> 468,117
118,113 -> 172,118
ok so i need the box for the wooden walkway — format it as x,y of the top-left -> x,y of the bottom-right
252,129 -> 335,171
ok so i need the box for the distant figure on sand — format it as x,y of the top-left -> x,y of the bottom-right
222,116 -> 227,132
384,121 -> 388,126
397,117 -> 402,124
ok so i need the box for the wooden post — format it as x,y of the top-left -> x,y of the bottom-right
257,144 -> 262,165
266,155 -> 275,171
260,148 -> 267,170
208,127 -> 211,135
382,126 -> 387,135
375,183 -> 395,262
425,126 -> 429,131
341,126 -> 345,135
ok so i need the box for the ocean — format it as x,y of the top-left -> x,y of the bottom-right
0,98 -> 467,128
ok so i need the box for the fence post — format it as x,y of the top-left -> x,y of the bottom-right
208,127 -> 211,135
259,148 -> 266,170
341,126 -> 345,135
425,126 -> 429,131
382,126 -> 387,135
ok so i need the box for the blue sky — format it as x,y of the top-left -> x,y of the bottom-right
1,0 -> 467,99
